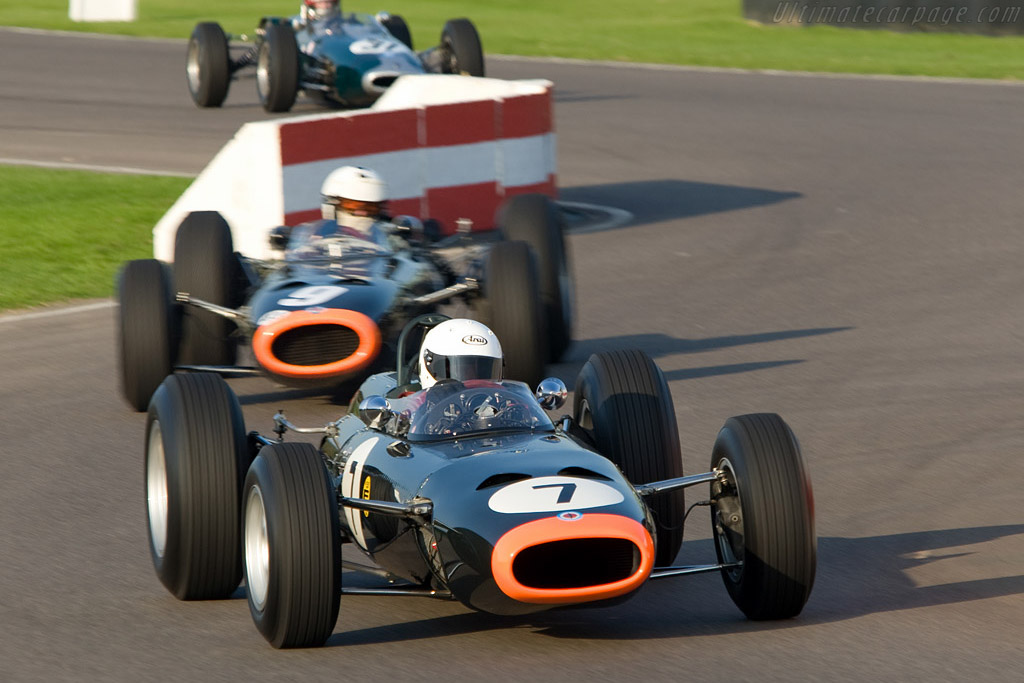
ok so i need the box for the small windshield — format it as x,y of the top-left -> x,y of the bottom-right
285,221 -> 392,263
387,380 -> 554,442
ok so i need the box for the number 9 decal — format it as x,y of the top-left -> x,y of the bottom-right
277,285 -> 348,307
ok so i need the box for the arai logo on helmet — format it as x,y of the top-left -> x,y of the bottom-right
462,334 -> 488,345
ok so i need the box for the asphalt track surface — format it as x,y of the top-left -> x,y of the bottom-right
2,27 -> 1024,682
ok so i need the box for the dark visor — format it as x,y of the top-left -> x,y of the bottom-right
425,353 -> 502,382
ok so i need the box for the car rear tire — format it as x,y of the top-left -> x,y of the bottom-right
382,14 -> 413,50
497,194 -> 573,362
573,349 -> 685,567
243,442 -> 342,649
710,413 -> 816,619
186,22 -> 231,108
441,18 -> 484,77
478,241 -> 546,388
145,372 -> 249,599
118,259 -> 178,412
174,211 -> 238,367
257,22 -> 300,113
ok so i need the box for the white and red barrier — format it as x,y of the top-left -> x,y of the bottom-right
153,75 -> 556,261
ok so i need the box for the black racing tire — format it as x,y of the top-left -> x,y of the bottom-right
710,413 -> 816,620
441,18 -> 484,77
145,372 -> 249,600
118,259 -> 178,412
173,211 -> 238,367
257,22 -> 300,113
497,194 -> 573,362
186,22 -> 231,108
573,349 -> 685,567
243,442 -> 341,649
382,14 -> 413,50
478,241 -> 546,388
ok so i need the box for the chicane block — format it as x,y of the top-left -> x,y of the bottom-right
153,76 -> 556,261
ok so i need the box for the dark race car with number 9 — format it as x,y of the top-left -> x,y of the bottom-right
116,194 -> 572,412
186,4 -> 484,113
141,314 -> 817,648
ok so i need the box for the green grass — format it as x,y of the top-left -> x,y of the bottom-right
0,166 -> 190,311
2,0 -> 1024,79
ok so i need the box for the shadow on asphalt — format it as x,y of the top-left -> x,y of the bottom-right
560,179 -> 801,230
324,524 -> 1024,646
543,327 -> 852,385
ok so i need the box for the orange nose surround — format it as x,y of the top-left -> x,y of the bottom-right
491,513 -> 654,605
252,309 -> 382,379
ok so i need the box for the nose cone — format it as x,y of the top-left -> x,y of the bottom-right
491,513 -> 655,605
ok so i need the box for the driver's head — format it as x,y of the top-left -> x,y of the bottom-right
320,166 -> 388,226
418,319 -> 503,389
303,0 -> 339,20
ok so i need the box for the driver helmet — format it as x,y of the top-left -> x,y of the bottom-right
303,0 -> 340,21
320,165 -> 389,232
418,319 -> 503,389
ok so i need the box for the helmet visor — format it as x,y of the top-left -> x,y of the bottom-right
425,353 -> 502,383
339,197 -> 386,217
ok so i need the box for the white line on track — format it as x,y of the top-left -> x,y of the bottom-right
0,158 -> 196,178
3,25 -> 1022,88
490,54 -> 1024,88
0,300 -> 114,325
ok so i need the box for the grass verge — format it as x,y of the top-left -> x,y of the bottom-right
2,0 -> 1023,80
0,166 -> 190,311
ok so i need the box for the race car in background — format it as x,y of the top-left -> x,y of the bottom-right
141,316 -> 817,648
186,6 -> 484,112
116,194 -> 572,411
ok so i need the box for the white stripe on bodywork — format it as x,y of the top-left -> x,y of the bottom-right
341,436 -> 379,549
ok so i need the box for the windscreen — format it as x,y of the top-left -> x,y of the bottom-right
387,381 -> 554,442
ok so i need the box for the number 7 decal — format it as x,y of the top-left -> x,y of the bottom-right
533,482 -> 577,504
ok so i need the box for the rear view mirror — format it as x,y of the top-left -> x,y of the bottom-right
268,225 -> 293,250
535,378 -> 568,410
358,395 -> 392,430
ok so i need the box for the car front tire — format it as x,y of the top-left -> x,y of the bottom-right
440,18 -> 484,77
710,413 -> 816,619
186,22 -> 231,107
173,211 -> 239,367
145,372 -> 248,599
243,442 -> 341,648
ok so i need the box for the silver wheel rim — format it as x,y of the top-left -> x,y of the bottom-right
256,44 -> 270,102
186,40 -> 201,96
711,458 -> 744,581
244,485 -> 270,611
146,420 -> 168,558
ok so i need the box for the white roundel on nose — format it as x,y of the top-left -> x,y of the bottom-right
488,476 -> 625,514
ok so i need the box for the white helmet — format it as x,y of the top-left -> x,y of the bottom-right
320,165 -> 388,221
418,319 -> 503,389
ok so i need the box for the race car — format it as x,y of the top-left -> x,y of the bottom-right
142,315 -> 817,648
116,193 -> 572,411
186,4 -> 484,112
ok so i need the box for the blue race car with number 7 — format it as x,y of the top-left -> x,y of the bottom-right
187,0 -> 484,112
141,314 -> 818,648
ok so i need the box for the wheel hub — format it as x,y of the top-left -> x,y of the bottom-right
146,420 -> 169,559
245,485 -> 271,611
